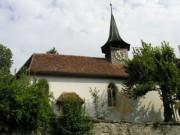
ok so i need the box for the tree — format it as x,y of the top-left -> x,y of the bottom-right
0,72 -> 54,134
46,47 -> 59,54
124,41 -> 180,122
0,44 -> 13,74
0,44 -> 54,134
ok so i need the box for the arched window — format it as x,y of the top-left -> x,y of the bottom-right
107,82 -> 118,107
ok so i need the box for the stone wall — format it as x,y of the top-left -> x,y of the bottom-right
3,121 -> 180,135
92,120 -> 180,135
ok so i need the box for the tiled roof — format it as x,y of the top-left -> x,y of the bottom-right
56,92 -> 84,104
22,54 -> 128,78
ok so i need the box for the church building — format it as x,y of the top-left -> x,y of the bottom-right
19,5 -> 164,122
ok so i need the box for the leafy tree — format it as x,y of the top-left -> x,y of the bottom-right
124,41 -> 180,122
0,72 -> 54,134
46,47 -> 59,54
0,44 -> 54,134
0,44 -> 13,74
52,92 -> 93,135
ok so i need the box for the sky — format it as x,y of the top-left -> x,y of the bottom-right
0,0 -> 180,73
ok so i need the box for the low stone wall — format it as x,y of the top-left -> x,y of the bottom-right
3,121 -> 180,135
92,120 -> 180,135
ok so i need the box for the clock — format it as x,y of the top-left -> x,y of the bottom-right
114,50 -> 125,61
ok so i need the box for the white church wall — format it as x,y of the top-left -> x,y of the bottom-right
34,75 -> 124,116
32,75 -> 164,122
127,91 -> 163,122
105,91 -> 163,122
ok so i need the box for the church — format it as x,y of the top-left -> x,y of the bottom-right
19,5 -> 164,122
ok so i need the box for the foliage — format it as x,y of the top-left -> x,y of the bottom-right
38,78 -> 49,93
89,87 -> 106,119
115,91 -> 132,120
52,92 -> 93,135
0,72 -> 54,134
0,44 -> 13,75
124,41 -> 180,122
46,47 -> 59,54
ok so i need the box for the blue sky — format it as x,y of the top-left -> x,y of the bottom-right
0,0 -> 180,73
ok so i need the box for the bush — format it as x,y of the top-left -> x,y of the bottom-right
52,92 -> 94,135
0,73 -> 54,134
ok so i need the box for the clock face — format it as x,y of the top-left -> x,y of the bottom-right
114,50 -> 125,61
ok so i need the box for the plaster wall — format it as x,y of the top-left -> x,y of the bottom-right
32,75 -> 164,122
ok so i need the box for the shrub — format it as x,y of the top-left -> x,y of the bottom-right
0,73 -> 54,134
53,92 -> 94,135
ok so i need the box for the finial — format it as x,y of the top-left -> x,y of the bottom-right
110,0 -> 112,15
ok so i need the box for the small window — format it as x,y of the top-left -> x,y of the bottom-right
108,83 -> 118,107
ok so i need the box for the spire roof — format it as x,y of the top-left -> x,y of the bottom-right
107,4 -> 122,43
101,4 -> 130,54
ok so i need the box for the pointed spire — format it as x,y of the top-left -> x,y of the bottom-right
108,4 -> 122,43
101,3 -> 130,54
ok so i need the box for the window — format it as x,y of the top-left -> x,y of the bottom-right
107,83 -> 118,107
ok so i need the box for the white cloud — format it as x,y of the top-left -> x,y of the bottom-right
0,0 -> 180,73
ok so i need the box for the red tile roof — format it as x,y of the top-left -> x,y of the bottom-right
22,54 -> 128,78
56,92 -> 84,104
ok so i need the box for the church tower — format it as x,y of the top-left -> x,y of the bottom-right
101,4 -> 130,65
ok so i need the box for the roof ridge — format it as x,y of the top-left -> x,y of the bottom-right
33,53 -> 105,59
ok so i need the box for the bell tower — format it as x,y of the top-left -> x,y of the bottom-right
101,4 -> 130,65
